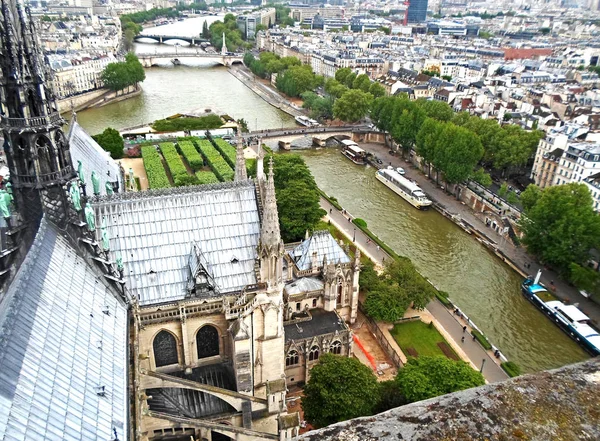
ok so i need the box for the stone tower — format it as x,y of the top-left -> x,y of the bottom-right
0,0 -> 76,231
259,157 -> 284,286
234,125 -> 247,181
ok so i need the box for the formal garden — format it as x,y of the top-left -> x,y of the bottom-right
390,320 -> 459,360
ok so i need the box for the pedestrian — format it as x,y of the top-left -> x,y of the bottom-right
462,325 -> 467,333
376,245 -> 380,251
461,336 -> 465,343
329,208 -> 332,214
348,217 -> 351,223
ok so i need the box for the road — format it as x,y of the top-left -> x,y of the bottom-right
320,196 -> 509,383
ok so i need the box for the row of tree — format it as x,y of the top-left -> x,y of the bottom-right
100,53 -> 146,92
207,13 -> 249,52
302,354 -> 485,428
243,52 -> 302,79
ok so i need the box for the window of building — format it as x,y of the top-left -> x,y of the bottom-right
153,330 -> 178,367
337,282 -> 343,305
286,350 -> 299,367
296,302 -> 301,311
312,298 -> 317,308
308,345 -> 320,361
330,341 -> 342,355
196,325 -> 219,359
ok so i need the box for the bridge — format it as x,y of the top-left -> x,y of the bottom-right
135,34 -> 209,46
137,52 -> 244,67
244,125 -> 368,143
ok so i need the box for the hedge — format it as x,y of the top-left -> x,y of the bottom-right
471,329 -> 493,351
212,138 -> 237,168
195,170 -> 220,185
501,361 -> 521,377
317,188 -> 343,210
195,139 -> 234,181
351,218 -> 403,261
178,140 -> 204,171
159,142 -> 189,187
141,145 -> 170,189
435,290 -> 453,308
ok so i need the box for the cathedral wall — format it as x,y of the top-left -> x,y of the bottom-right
139,310 -> 231,372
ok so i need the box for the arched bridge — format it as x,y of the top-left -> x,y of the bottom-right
245,125 -> 368,144
135,34 -> 209,46
137,52 -> 244,67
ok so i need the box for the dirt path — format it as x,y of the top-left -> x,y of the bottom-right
117,158 -> 148,191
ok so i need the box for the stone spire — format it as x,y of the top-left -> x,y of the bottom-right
256,138 -> 264,181
221,31 -> 228,55
259,157 -> 284,286
234,126 -> 247,181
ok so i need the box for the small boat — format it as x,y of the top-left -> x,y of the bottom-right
375,168 -> 432,209
295,115 -> 318,127
522,272 -> 600,356
340,141 -> 366,165
278,140 -> 291,151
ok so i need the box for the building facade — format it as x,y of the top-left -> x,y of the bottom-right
407,0 -> 428,23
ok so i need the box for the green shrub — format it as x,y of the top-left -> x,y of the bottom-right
435,291 -> 453,307
195,138 -> 234,181
354,218 -> 368,228
159,142 -> 190,186
501,361 -> 521,377
152,115 -> 223,132
178,140 -> 204,171
212,138 -> 237,168
195,170 -> 220,185
141,145 -> 170,189
317,188 -> 342,210
471,329 -> 492,350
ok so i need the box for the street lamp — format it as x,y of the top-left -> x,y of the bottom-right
480,359 -> 486,373
353,228 -> 356,243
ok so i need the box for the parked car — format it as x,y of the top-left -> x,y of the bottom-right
396,167 -> 405,175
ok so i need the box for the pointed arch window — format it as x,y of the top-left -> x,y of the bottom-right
153,330 -> 179,367
337,280 -> 343,305
286,350 -> 299,367
330,341 -> 342,355
308,345 -> 320,362
196,325 -> 220,359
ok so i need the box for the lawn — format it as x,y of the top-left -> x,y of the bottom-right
390,320 -> 458,359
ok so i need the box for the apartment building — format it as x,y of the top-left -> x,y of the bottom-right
49,54 -> 116,98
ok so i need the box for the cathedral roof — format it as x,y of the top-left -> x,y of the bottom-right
69,120 -> 123,195
93,181 -> 260,306
284,309 -> 347,342
0,220 -> 128,441
284,277 -> 324,296
289,230 -> 351,271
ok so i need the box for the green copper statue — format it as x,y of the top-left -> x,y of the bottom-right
116,253 -> 124,271
91,171 -> 100,195
84,204 -> 95,231
77,160 -> 85,184
5,181 -> 13,200
105,181 -> 114,195
69,181 -> 82,211
0,190 -> 10,218
101,217 -> 110,251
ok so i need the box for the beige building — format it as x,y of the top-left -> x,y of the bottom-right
50,54 -> 116,98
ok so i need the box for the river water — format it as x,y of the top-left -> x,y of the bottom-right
75,18 -> 589,373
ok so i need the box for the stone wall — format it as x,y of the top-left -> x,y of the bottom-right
57,85 -> 141,113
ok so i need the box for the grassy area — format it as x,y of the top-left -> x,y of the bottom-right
390,320 -> 457,359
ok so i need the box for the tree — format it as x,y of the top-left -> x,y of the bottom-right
302,354 -> 380,428
369,82 -> 386,98
362,258 -> 436,322
434,124 -> 484,193
101,53 -> 145,92
569,263 -> 600,298
92,127 -> 124,159
391,102 -> 426,159
519,184 -> 541,211
416,99 -> 454,122
270,154 -> 325,242
375,380 -> 406,413
344,72 -> 357,89
415,117 -> 443,177
236,118 -> 249,132
276,65 -> 320,97
507,191 -> 519,205
471,168 -> 492,187
396,356 -> 485,403
333,89 -> 373,123
335,67 -> 352,84
520,184 -> 600,275
352,74 -> 372,93
498,183 -> 508,198
539,27 -> 551,35
324,78 -> 347,98
123,28 -> 135,52
202,20 -> 210,38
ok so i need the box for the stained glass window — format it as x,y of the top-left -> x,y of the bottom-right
308,345 -> 320,361
330,341 -> 342,355
197,325 -> 220,359
286,350 -> 299,367
153,330 -> 178,367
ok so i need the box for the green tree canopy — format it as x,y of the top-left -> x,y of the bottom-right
334,67 -> 352,84
396,356 -> 485,403
415,117 -> 443,177
434,123 -> 484,189
271,154 -> 326,242
276,65 -> 320,97
302,354 -> 380,428
369,82 -> 386,98
416,99 -> 454,122
519,184 -> 541,211
333,89 -> 373,122
519,183 -> 600,275
324,78 -> 348,98
100,53 -> 145,92
92,127 -> 124,159
352,73 -> 372,92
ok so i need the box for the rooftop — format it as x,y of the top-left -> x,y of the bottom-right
289,230 -> 350,272
93,180 -> 260,306
284,309 -> 347,342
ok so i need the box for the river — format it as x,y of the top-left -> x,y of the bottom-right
75,18 -> 589,373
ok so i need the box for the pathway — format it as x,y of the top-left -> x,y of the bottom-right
362,143 -> 600,327
320,196 -> 509,383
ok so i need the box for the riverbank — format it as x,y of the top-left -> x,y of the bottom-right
228,66 -> 305,119
363,144 -> 600,328
320,196 -> 509,383
58,86 -> 142,113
